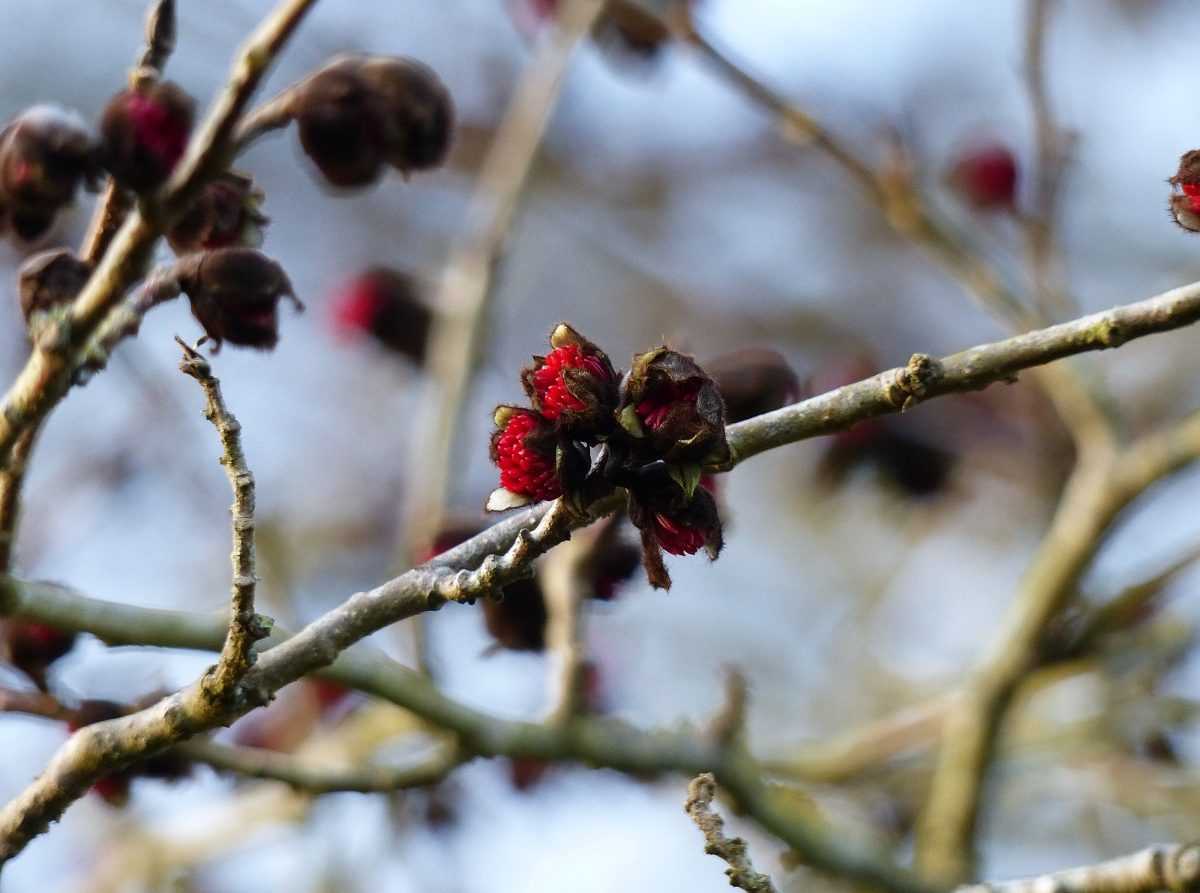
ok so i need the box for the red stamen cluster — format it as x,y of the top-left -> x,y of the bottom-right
530,344 -> 612,420
635,381 -> 701,430
494,410 -> 560,501
653,512 -> 707,556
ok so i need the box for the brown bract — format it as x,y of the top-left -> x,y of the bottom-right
17,249 -> 92,324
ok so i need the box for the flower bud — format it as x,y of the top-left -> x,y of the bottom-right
618,346 -> 730,465
1169,150 -> 1200,233
331,267 -> 432,364
99,80 -> 195,192
1,620 -> 77,689
947,141 -> 1018,210
522,323 -> 618,439
167,171 -> 267,254
18,248 -> 91,323
626,470 -> 722,589
509,0 -> 673,65
295,55 -> 454,188
581,516 -> 641,601
482,578 -> 548,652
178,247 -> 300,350
0,105 -> 98,240
705,347 -> 801,423
358,56 -> 455,175
488,405 -> 561,510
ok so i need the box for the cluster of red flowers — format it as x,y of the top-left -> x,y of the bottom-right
489,324 -> 737,589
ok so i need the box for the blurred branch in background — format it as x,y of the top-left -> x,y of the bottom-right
397,0 -> 606,675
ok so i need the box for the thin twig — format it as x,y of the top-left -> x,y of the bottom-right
676,10 -> 1111,450
686,773 -> 778,893
0,428 -> 38,573
0,686 -> 71,722
176,340 -> 269,698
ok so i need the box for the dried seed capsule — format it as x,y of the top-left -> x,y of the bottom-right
17,248 -> 91,323
178,247 -> 300,350
99,80 -> 195,192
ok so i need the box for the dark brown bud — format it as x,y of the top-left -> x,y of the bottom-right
99,80 -> 195,192
0,105 -> 99,240
592,0 -> 673,61
1,620 -> 77,689
18,248 -> 91,323
295,55 -> 454,188
330,267 -> 432,363
295,57 -> 388,188
582,516 -> 641,601
482,578 -> 548,652
522,323 -> 619,440
178,247 -> 300,350
705,347 -> 801,423
618,346 -> 730,465
167,170 -> 267,255
358,56 -> 455,175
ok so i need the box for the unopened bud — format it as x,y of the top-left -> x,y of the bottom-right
99,80 -> 195,192
178,247 -> 300,350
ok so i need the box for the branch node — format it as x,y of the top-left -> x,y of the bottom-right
889,353 -> 943,411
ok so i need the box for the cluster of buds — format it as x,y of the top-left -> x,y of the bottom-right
292,55 -> 455,189
0,74 -> 194,243
330,267 -> 432,364
66,697 -> 192,806
0,620 -> 77,690
490,324 -> 748,589
1169,150 -> 1200,232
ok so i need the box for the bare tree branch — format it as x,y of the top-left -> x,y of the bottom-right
686,772 -> 778,893
176,341 -> 269,699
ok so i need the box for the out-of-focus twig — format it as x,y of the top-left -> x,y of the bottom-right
673,10 -> 1111,450
177,341 -> 270,698
958,843 -> 1200,893
1022,0 -> 1076,323
400,0 -> 605,561
686,772 -> 778,893
177,738 -> 461,794
396,0 -> 605,674
0,429 -> 37,573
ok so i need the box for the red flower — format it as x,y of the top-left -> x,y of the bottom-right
330,267 -> 431,364
490,407 -> 560,502
948,142 -> 1018,210
531,344 -> 612,420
